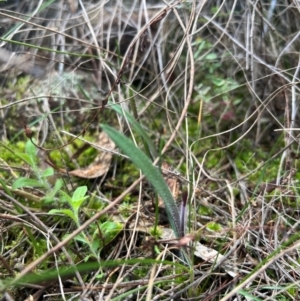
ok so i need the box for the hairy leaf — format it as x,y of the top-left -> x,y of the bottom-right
101,124 -> 180,238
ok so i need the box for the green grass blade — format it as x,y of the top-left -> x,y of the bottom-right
101,124 -> 180,238
2,258 -> 187,290
238,290 -> 263,301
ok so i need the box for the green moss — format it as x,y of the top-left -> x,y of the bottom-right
10,76 -> 32,99
0,141 -> 26,166
118,160 -> 140,186
233,139 -> 282,183
206,222 -> 223,232
198,205 -> 212,215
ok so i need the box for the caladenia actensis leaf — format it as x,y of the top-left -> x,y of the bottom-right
100,124 -> 192,266
100,124 -> 181,238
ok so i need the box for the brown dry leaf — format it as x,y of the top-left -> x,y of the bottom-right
69,132 -> 115,179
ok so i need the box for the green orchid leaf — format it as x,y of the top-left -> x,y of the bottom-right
101,124 -> 180,238
109,101 -> 157,159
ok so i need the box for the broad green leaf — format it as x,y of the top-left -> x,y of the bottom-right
101,221 -> 123,244
101,124 -> 180,238
205,52 -> 217,60
71,186 -> 88,213
54,178 -> 64,191
74,234 -> 101,255
212,78 -> 225,87
72,186 -> 87,202
12,177 -> 45,190
91,239 -> 101,252
41,167 -> 54,178
48,209 -> 76,224
25,139 -> 37,160
74,234 -> 89,244
206,222 -> 223,232
108,101 -> 157,158
72,197 -> 88,215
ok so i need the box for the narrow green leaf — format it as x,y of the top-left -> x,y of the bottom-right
25,139 -> 37,160
3,258 -> 187,289
101,124 -> 180,238
109,101 -> 157,158
238,290 -> 263,301
12,177 -> 45,190
41,167 -> 54,178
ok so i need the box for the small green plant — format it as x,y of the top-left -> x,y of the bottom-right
119,202 -> 134,217
11,139 -> 63,203
8,139 -> 122,260
48,183 -> 122,259
149,226 -> 163,238
50,185 -> 122,259
49,186 -> 88,227
193,40 -> 240,101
